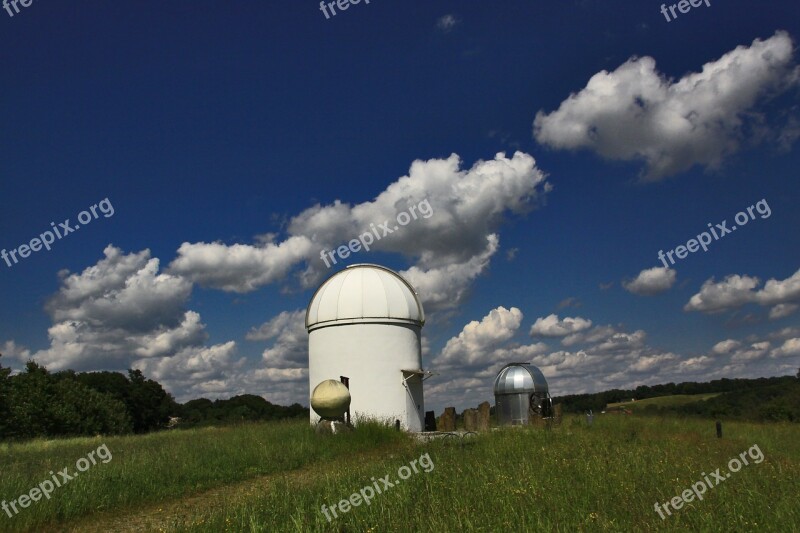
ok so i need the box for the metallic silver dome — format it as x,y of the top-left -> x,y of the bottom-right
493,363 -> 549,395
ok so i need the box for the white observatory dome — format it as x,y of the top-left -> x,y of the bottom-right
306,263 -> 427,431
306,264 -> 425,331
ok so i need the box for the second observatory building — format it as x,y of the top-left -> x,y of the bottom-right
306,264 -> 427,431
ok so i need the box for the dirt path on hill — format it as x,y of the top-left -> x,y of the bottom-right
43,444 -> 405,533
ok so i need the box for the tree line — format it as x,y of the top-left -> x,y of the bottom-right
554,373 -> 800,422
644,379 -> 800,422
0,354 -> 308,441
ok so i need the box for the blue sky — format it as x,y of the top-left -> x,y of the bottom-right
1,1 -> 799,411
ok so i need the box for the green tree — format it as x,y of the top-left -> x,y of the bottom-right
127,369 -> 177,432
0,353 -> 12,438
6,362 -> 53,439
48,375 -> 132,436
2,363 -> 135,440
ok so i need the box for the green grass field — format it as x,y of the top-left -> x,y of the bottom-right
606,393 -> 722,411
0,415 -> 798,532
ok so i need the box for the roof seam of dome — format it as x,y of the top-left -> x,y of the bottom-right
333,267 -> 352,322
307,316 -> 423,332
374,269 -> 392,319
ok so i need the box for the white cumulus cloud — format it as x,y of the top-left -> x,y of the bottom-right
434,307 -> 548,368
534,31 -> 799,180
169,152 -> 549,313
169,237 -> 315,294
685,269 -> 800,313
712,339 -> 741,355
249,310 -> 308,368
771,338 -> 800,358
530,314 -> 593,337
436,14 -> 459,33
623,267 -> 677,296
769,303 -> 799,320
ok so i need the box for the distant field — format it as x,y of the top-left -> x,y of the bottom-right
1,415 -> 798,532
607,393 -> 722,411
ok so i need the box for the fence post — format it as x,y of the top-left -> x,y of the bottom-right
716,420 -> 722,438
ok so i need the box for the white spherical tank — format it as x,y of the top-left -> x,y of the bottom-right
306,264 -> 426,431
310,379 -> 351,420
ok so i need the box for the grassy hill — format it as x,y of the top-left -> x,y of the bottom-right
576,378 -> 800,423
1,416 -> 798,532
554,374 -> 798,415
627,380 -> 800,422
607,393 -> 722,411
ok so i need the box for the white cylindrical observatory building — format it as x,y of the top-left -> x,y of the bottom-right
306,264 -> 426,431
